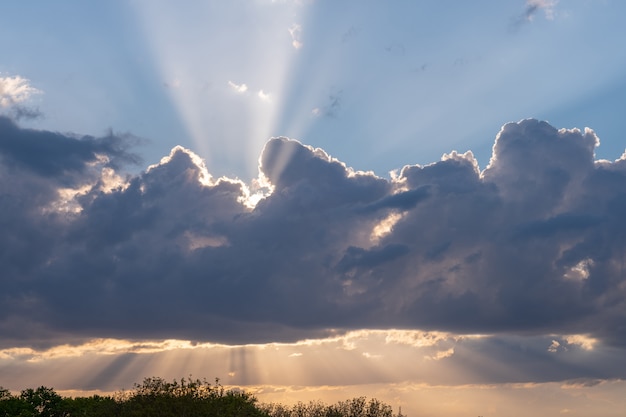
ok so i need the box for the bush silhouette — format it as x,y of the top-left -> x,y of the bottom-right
0,377 -> 405,417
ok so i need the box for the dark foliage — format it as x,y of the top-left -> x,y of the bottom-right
0,378 -> 405,417
261,396 -> 405,417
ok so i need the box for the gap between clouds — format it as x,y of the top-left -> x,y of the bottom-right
1,116 -> 626,352
0,330 -> 618,392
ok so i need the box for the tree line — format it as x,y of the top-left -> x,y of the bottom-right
0,377 -> 406,417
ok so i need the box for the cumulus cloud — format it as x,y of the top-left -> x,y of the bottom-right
0,75 -> 42,121
0,75 -> 40,108
1,117 -> 626,355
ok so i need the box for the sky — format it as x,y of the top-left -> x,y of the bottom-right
1,1 -> 626,416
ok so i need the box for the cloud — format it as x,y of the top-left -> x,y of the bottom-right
510,0 -> 558,31
228,80 -> 248,93
548,340 -> 561,353
1,118 -> 626,355
7,105 -> 43,121
0,75 -> 41,108
258,89 -> 271,102
228,81 -> 271,103
0,118 -> 139,179
288,24 -> 303,49
527,0 -> 558,20
2,330 -> 624,393
0,75 -> 42,121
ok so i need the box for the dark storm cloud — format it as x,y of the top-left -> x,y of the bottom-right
0,116 -> 139,180
1,117 -> 626,351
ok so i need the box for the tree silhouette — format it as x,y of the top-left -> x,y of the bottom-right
0,379 -> 406,417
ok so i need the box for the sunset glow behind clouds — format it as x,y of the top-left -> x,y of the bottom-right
2,1 -> 626,416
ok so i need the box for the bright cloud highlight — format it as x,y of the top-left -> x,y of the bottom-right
0,75 -> 40,108
1,116 -> 626,417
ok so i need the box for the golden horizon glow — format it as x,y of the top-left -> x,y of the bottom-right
2,330 -> 622,417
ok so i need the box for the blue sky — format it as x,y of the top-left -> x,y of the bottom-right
3,0 -> 626,177
2,1 -> 626,416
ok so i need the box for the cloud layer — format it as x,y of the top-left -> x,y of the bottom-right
1,116 -> 626,349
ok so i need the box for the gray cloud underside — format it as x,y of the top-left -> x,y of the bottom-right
1,116 -> 625,348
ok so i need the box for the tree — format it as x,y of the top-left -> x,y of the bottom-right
59,395 -> 120,417
0,387 -> 11,401
121,376 -> 269,417
18,386 -> 63,417
260,397 -> 401,417
1,378 -> 405,417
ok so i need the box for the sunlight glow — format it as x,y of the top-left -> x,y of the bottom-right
564,334 -> 597,351
1,329 -> 617,416
44,185 -> 92,214
132,1 -> 309,178
0,339 -> 226,363
43,167 -> 129,215
258,90 -> 272,103
0,329 -> 461,364
563,258 -> 593,281
147,145 -> 213,187
425,347 -> 455,361
383,329 -> 455,347
369,212 -> 403,244
548,340 -> 561,353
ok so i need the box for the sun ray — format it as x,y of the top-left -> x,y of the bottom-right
130,1 -> 311,179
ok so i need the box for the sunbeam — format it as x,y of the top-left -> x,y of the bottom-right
131,1 -> 309,179
4,3 -> 626,417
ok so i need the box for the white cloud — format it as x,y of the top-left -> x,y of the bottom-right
228,80 -> 248,93
258,89 -> 271,102
563,258 -> 593,281
0,75 -> 41,107
548,340 -> 561,353
288,23 -> 303,49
